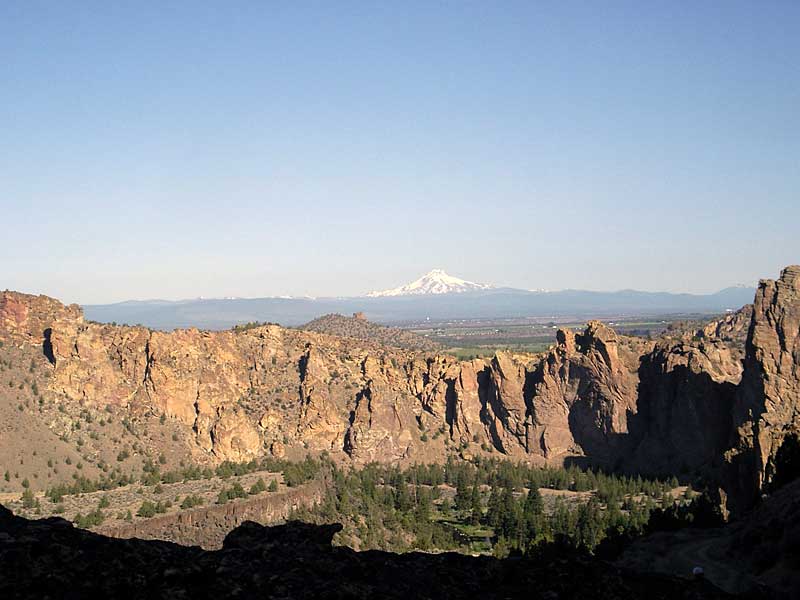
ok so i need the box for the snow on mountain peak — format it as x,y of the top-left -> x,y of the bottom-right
366,269 -> 494,297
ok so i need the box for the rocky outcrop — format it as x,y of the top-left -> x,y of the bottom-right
701,304 -> 753,348
0,290 -> 81,355
631,337 -> 741,478
482,351 -> 530,455
526,323 -> 647,465
344,355 -> 419,462
725,266 -> 800,513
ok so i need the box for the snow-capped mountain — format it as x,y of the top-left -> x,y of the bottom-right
367,269 -> 494,297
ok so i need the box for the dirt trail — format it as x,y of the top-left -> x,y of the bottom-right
617,529 -> 757,595
668,534 -> 755,593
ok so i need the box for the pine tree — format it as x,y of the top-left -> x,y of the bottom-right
576,498 -> 605,551
469,483 -> 482,525
522,484 -> 544,541
486,485 -> 502,528
454,470 -> 471,512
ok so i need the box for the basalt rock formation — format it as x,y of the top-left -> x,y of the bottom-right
629,330 -> 744,480
724,266 -> 800,513
2,266 -> 800,514
526,323 -> 648,464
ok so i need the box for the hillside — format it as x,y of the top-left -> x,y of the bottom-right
301,313 -> 444,352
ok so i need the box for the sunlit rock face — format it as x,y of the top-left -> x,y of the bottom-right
725,266 -> 800,514
5,267 -> 800,516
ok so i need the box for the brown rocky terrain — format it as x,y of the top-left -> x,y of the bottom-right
0,505 -> 745,600
0,321 -> 200,497
1,266 -> 799,517
301,312 -> 444,352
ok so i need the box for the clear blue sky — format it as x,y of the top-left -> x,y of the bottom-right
2,1 -> 798,303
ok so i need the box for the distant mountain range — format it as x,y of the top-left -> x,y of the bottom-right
81,269 -> 757,330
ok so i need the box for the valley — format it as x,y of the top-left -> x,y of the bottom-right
402,313 -> 725,358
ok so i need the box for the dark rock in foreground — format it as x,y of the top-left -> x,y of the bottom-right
0,505 -> 747,600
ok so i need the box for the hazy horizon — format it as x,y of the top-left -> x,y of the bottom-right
3,3 -> 798,304
6,265 -> 762,306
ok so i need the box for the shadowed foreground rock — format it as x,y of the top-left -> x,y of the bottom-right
0,505 -> 745,600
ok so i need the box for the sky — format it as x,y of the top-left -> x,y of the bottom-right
1,2 -> 798,304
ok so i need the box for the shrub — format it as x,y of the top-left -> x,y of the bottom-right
73,509 -> 105,528
21,488 -> 35,508
137,501 -> 156,518
137,500 -> 168,518
217,482 -> 247,505
180,494 -> 204,510
249,478 -> 267,495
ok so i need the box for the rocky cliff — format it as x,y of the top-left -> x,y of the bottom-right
3,267 -> 800,514
724,266 -> 800,513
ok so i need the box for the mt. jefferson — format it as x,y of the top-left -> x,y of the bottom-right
366,269 -> 494,297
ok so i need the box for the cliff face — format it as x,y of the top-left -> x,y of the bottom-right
3,267 -> 800,513
631,336 -> 741,478
528,323 -> 647,465
725,266 -> 800,513
0,291 -> 727,473
0,290 -> 81,352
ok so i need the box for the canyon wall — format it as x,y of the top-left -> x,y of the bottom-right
724,266 -> 800,513
2,266 -> 799,514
